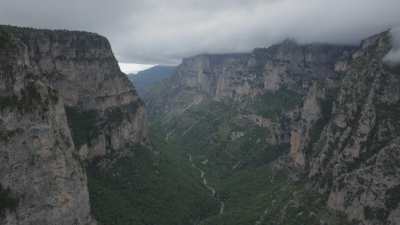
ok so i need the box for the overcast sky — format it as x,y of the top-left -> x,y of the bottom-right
1,0 -> 400,69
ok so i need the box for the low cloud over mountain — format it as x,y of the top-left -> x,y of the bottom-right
1,0 -> 400,64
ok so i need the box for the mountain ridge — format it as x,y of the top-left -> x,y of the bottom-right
128,65 -> 176,97
144,30 -> 400,225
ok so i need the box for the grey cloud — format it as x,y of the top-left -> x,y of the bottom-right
1,0 -> 400,65
384,27 -> 400,66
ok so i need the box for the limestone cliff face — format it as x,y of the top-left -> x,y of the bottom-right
146,53 -> 251,119
289,80 -> 336,168
0,26 -> 95,225
146,41 -> 354,166
4,26 -> 148,159
304,31 -> 400,225
146,42 -> 353,168
0,25 -> 147,225
147,41 -> 352,120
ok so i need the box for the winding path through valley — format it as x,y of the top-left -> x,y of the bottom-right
188,154 -> 225,215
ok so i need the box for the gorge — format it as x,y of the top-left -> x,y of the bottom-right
0,24 -> 399,225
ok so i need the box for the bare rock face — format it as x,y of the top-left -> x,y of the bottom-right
146,40 -> 354,170
4,26 -> 148,160
289,80 -> 337,168
0,26 -> 96,225
146,53 -> 253,119
304,31 -> 400,225
0,25 -> 148,225
147,41 -> 352,121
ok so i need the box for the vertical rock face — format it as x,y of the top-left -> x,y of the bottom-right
146,41 -> 353,155
0,27 -> 95,225
146,53 -> 252,119
147,41 -> 352,120
0,25 -> 147,225
146,41 -> 354,168
289,80 -> 335,168
305,31 -> 400,225
5,26 -> 149,159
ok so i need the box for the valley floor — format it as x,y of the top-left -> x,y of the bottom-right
188,154 -> 225,215
148,119 -> 350,225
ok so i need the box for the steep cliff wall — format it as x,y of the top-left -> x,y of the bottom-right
0,25 -> 148,225
302,31 -> 400,225
147,41 -> 352,121
146,31 -> 400,225
4,26 -> 148,159
146,41 -> 353,157
0,26 -> 96,225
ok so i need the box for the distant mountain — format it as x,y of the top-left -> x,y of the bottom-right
128,65 -> 176,96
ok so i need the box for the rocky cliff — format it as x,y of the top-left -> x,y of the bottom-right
302,31 -> 400,225
145,30 -> 400,225
7,26 -> 148,159
0,25 -> 148,225
147,41 -> 353,120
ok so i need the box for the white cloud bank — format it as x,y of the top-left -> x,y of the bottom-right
384,27 -> 400,66
118,63 -> 155,74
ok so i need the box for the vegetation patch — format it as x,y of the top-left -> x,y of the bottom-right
306,96 -> 335,157
0,29 -> 16,49
0,185 -> 18,217
65,107 -> 99,148
105,107 -> 124,125
364,206 -> 388,222
0,95 -> 19,111
149,97 -> 344,225
250,88 -> 303,119
0,128 -> 23,143
201,167 -> 348,225
385,184 -> 400,211
87,142 -> 218,225
0,82 -> 53,113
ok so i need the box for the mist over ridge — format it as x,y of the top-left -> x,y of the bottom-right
1,0 -> 400,64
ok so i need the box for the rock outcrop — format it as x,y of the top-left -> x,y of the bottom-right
0,25 -> 147,225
